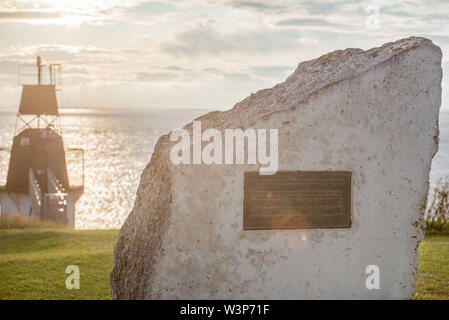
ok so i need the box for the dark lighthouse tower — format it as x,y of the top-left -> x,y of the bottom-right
0,57 -> 83,227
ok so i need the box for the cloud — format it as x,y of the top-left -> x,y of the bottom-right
1,0 -> 449,110
0,59 -> 19,73
224,0 -> 303,14
249,65 -> 293,79
0,10 -> 66,20
136,71 -> 179,82
8,44 -> 139,65
0,43 -> 149,88
163,65 -> 190,71
298,37 -> 319,44
160,24 -> 302,56
0,0 -> 149,25
197,64 -> 292,83
226,0 -> 287,12
64,66 -> 90,75
226,0 -> 358,16
223,0 -> 449,36
275,18 -> 339,27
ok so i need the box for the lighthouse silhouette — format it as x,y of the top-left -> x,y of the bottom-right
0,56 -> 84,227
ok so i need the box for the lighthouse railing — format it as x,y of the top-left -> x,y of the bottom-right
28,168 -> 42,219
47,168 -> 66,193
0,147 -> 9,187
44,168 -> 68,223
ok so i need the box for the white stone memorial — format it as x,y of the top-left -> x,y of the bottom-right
111,37 -> 442,299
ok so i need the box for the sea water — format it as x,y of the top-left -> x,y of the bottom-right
1,109 -> 448,229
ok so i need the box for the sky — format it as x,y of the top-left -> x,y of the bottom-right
0,0 -> 448,111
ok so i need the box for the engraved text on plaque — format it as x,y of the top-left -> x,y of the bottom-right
243,171 -> 351,229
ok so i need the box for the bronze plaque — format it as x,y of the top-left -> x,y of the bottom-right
244,171 -> 351,229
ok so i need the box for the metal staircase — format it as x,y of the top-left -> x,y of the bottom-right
27,167 -> 68,223
28,168 -> 42,218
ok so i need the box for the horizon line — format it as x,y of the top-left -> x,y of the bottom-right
0,106 -> 219,115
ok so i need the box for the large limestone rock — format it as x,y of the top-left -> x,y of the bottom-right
111,37 -> 442,299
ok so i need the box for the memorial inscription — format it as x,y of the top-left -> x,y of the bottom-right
243,171 -> 352,229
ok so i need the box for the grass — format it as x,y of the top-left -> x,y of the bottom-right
0,213 -> 65,229
414,227 -> 449,300
0,215 -> 447,299
0,227 -> 118,300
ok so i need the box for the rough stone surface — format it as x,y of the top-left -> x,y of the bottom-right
111,37 -> 442,299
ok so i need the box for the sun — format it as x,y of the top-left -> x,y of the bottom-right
37,0 -> 94,10
19,0 -> 124,25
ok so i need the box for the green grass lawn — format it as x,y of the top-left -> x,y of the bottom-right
0,228 -> 118,299
414,231 -> 449,300
0,227 -> 448,300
